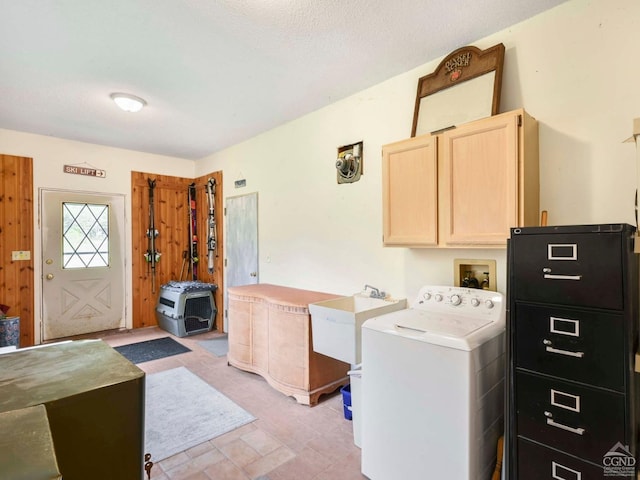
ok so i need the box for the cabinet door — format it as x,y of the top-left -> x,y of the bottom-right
268,306 -> 306,388
440,113 -> 519,246
382,134 -> 438,246
227,296 -> 252,364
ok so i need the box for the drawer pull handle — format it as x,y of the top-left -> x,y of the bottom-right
543,340 -> 585,358
545,416 -> 585,436
543,273 -> 582,281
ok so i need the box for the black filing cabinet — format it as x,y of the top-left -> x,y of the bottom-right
506,224 -> 639,479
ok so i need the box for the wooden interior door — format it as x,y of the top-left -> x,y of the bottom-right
0,154 -> 34,346
225,192 -> 258,332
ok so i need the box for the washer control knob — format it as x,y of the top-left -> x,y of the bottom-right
423,292 -> 432,301
434,294 -> 443,302
450,294 -> 462,306
485,299 -> 495,309
471,298 -> 480,307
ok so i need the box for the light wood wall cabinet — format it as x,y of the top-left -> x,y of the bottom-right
382,109 -> 539,248
227,284 -> 350,406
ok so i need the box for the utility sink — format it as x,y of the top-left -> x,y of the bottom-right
309,295 -> 407,364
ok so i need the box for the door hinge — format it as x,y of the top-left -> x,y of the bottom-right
224,207 -> 226,216
225,308 -> 228,319
224,258 -> 227,267
517,114 -> 522,127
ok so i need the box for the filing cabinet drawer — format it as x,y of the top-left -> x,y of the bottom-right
517,438 -> 603,479
510,232 -> 623,309
514,303 -> 625,391
516,371 -> 625,464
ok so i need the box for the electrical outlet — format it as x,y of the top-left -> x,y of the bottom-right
11,250 -> 31,261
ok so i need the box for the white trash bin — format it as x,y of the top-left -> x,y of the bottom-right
348,364 -> 362,448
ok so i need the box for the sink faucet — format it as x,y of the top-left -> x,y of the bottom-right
364,284 -> 386,299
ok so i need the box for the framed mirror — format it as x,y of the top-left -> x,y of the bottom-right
411,43 -> 505,137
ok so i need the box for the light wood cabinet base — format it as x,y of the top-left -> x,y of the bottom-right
228,284 -> 350,406
227,357 -> 348,406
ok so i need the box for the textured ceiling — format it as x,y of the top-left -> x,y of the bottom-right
0,0 -> 567,159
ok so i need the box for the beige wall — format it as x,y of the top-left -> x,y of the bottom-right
196,0 -> 640,301
2,0 -> 639,337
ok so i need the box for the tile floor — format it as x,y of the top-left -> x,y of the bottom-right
100,327 -> 365,480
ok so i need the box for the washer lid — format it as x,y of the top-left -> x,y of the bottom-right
395,312 -> 492,338
363,308 -> 504,351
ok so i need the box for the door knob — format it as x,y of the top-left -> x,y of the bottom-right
46,273 -> 54,280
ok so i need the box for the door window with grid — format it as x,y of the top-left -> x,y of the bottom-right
62,202 -> 109,269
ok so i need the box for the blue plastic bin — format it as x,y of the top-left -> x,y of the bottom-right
340,384 -> 352,421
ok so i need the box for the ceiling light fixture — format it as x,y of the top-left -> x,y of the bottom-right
110,92 -> 147,113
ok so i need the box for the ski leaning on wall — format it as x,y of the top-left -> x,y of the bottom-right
144,178 -> 161,293
187,182 -> 199,280
206,178 -> 217,274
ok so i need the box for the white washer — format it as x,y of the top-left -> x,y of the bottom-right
361,285 -> 505,480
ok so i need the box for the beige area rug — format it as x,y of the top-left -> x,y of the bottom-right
145,366 -> 255,461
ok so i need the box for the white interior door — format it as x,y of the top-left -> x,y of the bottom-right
224,192 -> 258,331
41,190 -> 125,340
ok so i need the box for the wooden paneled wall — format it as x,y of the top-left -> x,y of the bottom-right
0,155 -> 34,346
131,171 -> 224,330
